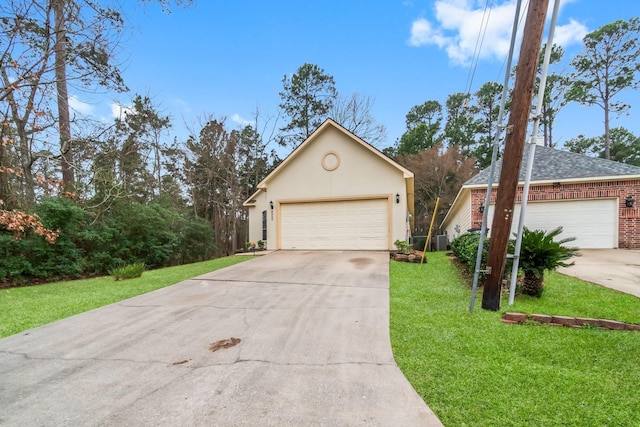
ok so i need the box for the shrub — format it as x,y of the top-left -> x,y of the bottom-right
519,226 -> 578,297
110,262 -> 145,280
394,239 -> 411,254
1,198 -> 218,285
0,197 -> 90,283
450,232 -> 489,271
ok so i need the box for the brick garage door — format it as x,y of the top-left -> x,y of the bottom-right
488,198 -> 617,249
280,199 -> 389,250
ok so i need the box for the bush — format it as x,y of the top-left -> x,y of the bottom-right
450,232 -> 489,271
0,198 -> 218,285
0,197 -> 90,283
519,226 -> 578,297
89,202 -> 178,269
394,239 -> 411,254
110,263 -> 145,280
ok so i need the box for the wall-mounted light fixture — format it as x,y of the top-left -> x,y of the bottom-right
269,200 -> 274,210
625,195 -> 635,208
479,202 -> 485,213
395,193 -> 400,204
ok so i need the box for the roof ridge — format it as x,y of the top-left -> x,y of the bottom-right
465,145 -> 640,185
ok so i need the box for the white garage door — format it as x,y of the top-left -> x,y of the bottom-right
488,198 -> 617,249
280,199 -> 389,250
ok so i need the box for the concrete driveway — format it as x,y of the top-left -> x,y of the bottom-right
558,249 -> 640,298
0,251 -> 442,426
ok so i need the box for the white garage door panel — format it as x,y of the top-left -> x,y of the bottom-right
488,199 -> 617,249
281,199 -> 388,250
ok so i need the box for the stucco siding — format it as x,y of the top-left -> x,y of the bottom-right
442,192 -> 471,241
244,120 -> 413,251
265,126 -> 409,249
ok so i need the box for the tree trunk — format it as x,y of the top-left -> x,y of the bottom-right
522,272 -> 544,297
603,97 -> 611,160
53,0 -> 75,192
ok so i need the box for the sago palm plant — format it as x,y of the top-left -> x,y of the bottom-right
518,226 -> 579,297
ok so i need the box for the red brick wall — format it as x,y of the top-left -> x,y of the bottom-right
470,179 -> 640,249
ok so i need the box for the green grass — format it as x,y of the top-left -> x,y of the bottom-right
390,252 -> 640,427
0,256 -> 254,338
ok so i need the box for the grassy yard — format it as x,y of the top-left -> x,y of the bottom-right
390,252 -> 640,427
0,256 -> 253,338
2,251 -> 639,425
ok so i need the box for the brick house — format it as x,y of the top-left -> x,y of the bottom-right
441,145 -> 640,249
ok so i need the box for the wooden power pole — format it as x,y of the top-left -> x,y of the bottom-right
481,0 -> 549,311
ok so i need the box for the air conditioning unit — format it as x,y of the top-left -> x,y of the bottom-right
436,235 -> 449,251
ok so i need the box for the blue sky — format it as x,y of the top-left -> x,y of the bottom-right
71,0 -> 640,153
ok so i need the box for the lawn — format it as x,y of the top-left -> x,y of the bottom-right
0,256 -> 253,338
2,251 -> 638,426
390,252 -> 640,427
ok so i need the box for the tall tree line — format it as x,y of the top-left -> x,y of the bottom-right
387,18 -> 640,230
0,8 -> 639,284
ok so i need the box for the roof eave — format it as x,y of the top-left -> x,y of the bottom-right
465,173 -> 640,189
256,119 -> 414,189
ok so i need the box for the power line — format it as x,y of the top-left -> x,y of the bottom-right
465,0 -> 495,98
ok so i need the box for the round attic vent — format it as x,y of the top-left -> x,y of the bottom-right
321,151 -> 341,171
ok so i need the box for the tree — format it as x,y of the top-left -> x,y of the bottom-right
567,18 -> 640,159
563,134 -> 599,156
442,92 -> 479,157
184,118 -> 246,255
396,100 -> 442,156
535,44 -> 569,148
565,127 -> 640,166
329,93 -> 386,146
473,82 -> 503,168
234,124 -> 268,197
397,143 -> 476,234
608,128 -> 640,166
1,0 -> 128,204
109,95 -> 168,202
53,0 -> 74,192
279,63 -> 337,149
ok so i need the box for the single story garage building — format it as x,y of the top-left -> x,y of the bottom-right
244,119 -> 415,251
441,145 -> 640,249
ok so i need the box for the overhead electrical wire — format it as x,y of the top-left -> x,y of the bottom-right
464,0 -> 495,103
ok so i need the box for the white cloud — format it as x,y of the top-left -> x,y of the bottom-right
408,18 -> 448,48
553,19 -> 588,47
68,95 -> 94,115
111,102 -> 132,119
407,0 -> 588,66
231,113 -> 251,127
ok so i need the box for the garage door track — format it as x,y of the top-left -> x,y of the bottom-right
0,251 -> 442,426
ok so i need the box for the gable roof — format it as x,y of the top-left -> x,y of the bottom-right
258,118 -> 413,189
243,118 -> 414,208
465,145 -> 640,186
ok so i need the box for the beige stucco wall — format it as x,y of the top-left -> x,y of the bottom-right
248,125 -> 411,250
247,190 -> 269,246
442,190 -> 471,241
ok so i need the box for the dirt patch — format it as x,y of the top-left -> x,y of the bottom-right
209,337 -> 241,352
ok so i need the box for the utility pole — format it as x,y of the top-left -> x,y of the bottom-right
481,0 -> 549,311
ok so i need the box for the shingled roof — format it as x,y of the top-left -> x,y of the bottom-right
465,145 -> 640,186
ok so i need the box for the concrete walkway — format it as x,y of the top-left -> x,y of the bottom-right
0,251 -> 442,426
558,249 -> 640,298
